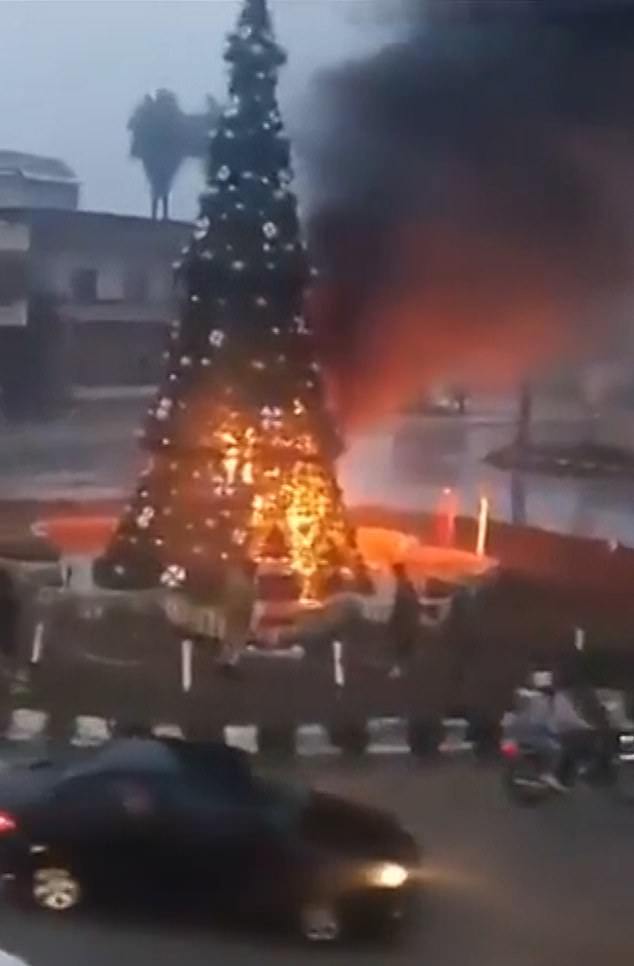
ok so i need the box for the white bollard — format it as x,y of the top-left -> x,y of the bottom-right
181,639 -> 193,693
296,723 -> 338,757
224,724 -> 258,754
71,716 -> 111,747
152,723 -> 185,740
30,621 -> 45,665
6,709 -> 48,743
332,639 -> 345,689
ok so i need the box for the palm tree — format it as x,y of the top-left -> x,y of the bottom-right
128,91 -> 221,220
128,90 -> 191,220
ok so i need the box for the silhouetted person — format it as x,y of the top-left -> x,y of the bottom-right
218,560 -> 257,676
387,563 -> 420,679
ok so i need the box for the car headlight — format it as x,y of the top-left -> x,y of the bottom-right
365,862 -> 409,889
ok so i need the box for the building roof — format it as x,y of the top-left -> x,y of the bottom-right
0,151 -> 78,184
0,207 -> 191,234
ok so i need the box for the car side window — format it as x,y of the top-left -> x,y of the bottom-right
156,769 -> 261,830
51,773 -> 158,820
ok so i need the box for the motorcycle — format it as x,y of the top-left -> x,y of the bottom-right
501,730 -> 634,805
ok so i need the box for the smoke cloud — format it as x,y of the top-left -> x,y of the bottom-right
303,0 -> 634,429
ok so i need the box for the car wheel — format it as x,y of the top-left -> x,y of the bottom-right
298,901 -> 342,943
31,866 -> 82,913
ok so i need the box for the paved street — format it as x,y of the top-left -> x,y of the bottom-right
0,759 -> 632,966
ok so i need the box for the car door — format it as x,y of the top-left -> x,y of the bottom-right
154,770 -> 289,918
35,772 -> 164,907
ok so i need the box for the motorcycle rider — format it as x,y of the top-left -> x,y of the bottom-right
511,669 -> 594,792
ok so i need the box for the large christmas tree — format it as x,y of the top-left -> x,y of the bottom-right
96,0 -> 356,600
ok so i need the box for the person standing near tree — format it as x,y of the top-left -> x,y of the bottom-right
387,562 -> 420,679
218,560 -> 257,676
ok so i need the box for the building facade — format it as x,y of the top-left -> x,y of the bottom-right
0,205 -> 190,418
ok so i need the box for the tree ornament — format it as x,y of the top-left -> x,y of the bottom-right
161,564 -> 187,589
263,222 -> 278,239
209,329 -> 226,347
217,165 -> 231,181
136,506 -> 156,529
232,260 -> 246,271
155,397 -> 173,421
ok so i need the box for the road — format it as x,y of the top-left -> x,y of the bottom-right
0,758 -> 632,966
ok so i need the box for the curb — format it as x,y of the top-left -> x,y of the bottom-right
0,708 -> 479,758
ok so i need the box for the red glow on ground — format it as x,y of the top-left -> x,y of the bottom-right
33,515 -> 117,554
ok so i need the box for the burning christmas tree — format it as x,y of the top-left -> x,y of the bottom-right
95,0 -> 356,600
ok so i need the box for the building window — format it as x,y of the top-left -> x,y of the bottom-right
70,267 -> 98,303
0,255 -> 26,305
123,269 -> 149,303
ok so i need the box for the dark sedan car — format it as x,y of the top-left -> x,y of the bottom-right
0,738 -> 421,943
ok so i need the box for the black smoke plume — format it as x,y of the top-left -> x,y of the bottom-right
303,0 -> 634,428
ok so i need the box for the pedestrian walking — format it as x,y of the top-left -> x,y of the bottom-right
387,562 -> 420,679
218,559 -> 257,676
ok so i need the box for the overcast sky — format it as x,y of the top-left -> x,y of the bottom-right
0,0 -> 394,220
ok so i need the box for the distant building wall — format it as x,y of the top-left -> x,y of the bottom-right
0,174 -> 79,211
68,322 -> 168,387
0,208 -> 190,418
